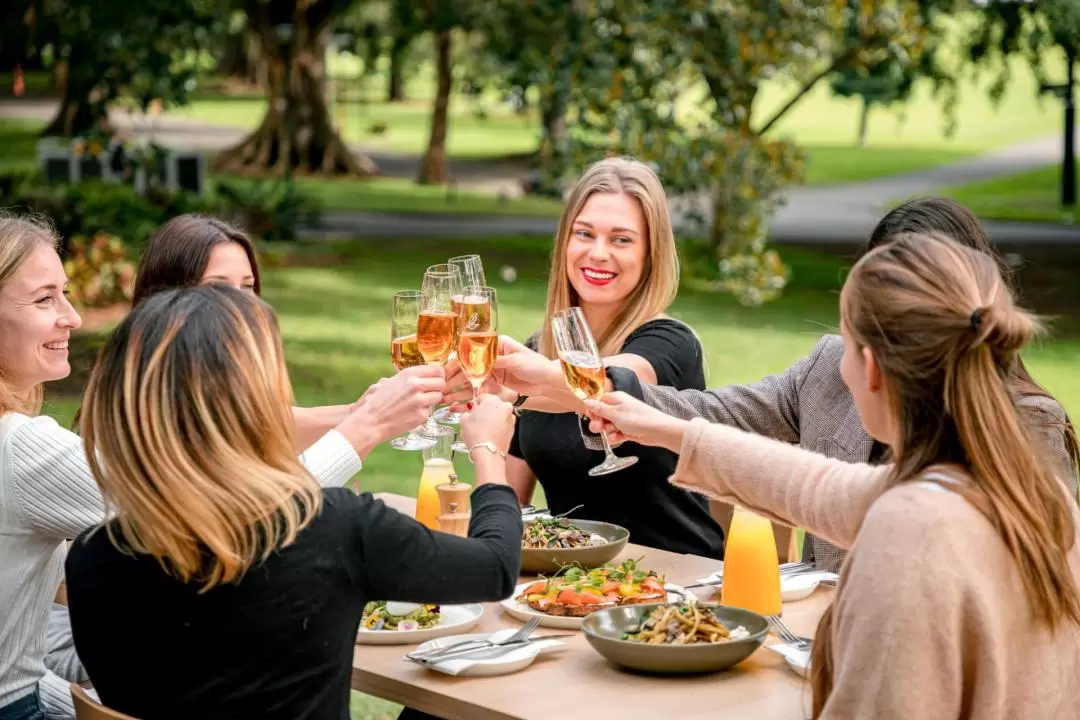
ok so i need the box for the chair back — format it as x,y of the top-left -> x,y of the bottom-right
71,685 -> 138,720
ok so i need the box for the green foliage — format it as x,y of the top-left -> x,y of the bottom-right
63,233 -> 136,307
7,0 -> 228,133
214,178 -> 321,242
539,0 -> 937,305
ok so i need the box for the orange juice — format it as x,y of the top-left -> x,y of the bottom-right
415,458 -> 454,529
721,506 -> 782,616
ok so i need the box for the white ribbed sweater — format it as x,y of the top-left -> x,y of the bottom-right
0,413 -> 361,716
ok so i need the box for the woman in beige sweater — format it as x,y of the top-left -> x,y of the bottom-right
585,231 -> 1080,719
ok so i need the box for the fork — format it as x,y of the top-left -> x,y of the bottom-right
768,615 -> 812,650
684,561 -> 815,590
406,617 -> 541,661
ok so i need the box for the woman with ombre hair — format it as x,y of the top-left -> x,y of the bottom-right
64,285 -> 522,719
0,214 -> 444,720
446,156 -> 725,558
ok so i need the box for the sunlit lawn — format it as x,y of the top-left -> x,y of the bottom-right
935,163 -> 1080,225
165,47 -> 1067,186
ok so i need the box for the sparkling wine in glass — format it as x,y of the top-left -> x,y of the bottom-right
417,264 -> 462,438
552,306 -> 639,476
389,290 -> 437,452
438,254 -> 488,425
451,286 -> 498,453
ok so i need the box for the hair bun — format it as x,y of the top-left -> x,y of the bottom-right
973,304 -> 1037,355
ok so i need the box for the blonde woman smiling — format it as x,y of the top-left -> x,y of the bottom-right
65,285 -> 521,719
447,156 -> 724,558
587,233 -> 1080,719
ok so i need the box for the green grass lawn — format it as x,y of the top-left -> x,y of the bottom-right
933,163 -> 1079,225
164,47 -> 1064,186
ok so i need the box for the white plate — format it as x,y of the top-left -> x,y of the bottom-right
356,604 -> 484,645
410,629 -> 566,677
499,582 -> 691,630
693,570 -> 838,603
765,643 -> 811,677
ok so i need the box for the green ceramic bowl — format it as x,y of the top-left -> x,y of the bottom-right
581,603 -> 770,675
520,519 -> 630,574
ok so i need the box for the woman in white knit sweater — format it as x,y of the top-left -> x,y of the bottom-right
0,215 -> 447,720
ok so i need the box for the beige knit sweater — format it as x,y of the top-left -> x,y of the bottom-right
670,418 -> 1080,720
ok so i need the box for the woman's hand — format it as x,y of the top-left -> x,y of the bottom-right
583,392 -> 689,453
442,335 -> 563,407
459,393 -> 515,456
338,365 -> 446,453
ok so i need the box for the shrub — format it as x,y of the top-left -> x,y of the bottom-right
62,233 -> 137,308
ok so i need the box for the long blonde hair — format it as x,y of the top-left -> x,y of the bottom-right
811,232 -> 1080,715
81,284 -> 322,591
0,214 -> 62,416
538,157 -> 680,359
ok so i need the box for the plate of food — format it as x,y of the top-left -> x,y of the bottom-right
500,559 -> 687,629
356,601 -> 484,645
582,602 -> 770,674
520,514 -> 629,573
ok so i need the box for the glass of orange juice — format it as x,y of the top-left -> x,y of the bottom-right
721,506 -> 782,617
415,425 -> 455,530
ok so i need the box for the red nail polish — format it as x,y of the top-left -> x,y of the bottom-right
467,402 -> 474,410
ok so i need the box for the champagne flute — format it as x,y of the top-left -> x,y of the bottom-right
417,264 -> 462,438
389,290 -> 437,452
551,306 -> 639,476
437,254 -> 488,425
450,286 -> 498,454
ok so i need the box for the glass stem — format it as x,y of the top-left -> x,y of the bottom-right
599,428 -> 618,458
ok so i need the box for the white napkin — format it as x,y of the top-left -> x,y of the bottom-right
765,642 -> 811,676
420,629 -> 566,676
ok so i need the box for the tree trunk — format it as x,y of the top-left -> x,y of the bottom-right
857,98 -> 870,148
387,34 -> 410,102
417,29 -> 452,185
41,59 -> 106,137
538,85 -> 567,167
213,6 -> 377,178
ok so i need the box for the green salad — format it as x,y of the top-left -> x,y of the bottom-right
361,602 -> 441,632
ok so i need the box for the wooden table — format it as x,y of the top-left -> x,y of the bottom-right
353,493 -> 833,720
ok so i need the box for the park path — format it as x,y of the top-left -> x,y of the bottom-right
1,98 -> 1077,245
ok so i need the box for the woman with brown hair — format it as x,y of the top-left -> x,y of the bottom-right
446,156 -> 725,558
587,232 -> 1080,718
64,284 -> 522,719
131,213 -> 351,450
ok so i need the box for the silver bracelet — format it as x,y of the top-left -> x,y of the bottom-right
468,441 -> 507,463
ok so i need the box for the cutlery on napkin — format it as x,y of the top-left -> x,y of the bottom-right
409,629 -> 568,676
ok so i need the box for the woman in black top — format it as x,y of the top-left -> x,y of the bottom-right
445,157 -> 725,559
65,285 -> 522,720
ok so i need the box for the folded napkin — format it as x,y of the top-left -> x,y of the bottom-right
419,629 -> 566,677
765,642 -> 811,676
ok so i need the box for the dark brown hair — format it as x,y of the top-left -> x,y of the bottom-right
811,233 -> 1080,715
865,196 -> 1080,485
132,215 -> 261,305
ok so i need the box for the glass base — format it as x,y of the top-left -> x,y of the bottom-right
433,406 -> 461,425
390,432 -> 437,451
588,454 -> 639,477
451,440 -> 469,454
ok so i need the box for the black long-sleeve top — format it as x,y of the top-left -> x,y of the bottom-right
65,484 -> 522,720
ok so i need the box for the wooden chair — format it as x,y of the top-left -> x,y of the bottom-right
709,500 -> 801,563
71,685 -> 138,720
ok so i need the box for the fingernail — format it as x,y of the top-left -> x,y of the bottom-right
466,402 -> 474,410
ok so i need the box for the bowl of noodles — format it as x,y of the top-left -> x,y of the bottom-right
520,516 -> 629,573
581,603 -> 769,674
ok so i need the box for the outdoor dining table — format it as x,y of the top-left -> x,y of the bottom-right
353,493 -> 835,720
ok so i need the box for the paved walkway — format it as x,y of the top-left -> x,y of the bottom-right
3,98 -> 1077,245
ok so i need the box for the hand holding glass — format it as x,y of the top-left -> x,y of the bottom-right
551,307 -> 639,476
